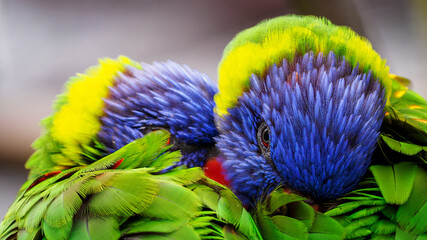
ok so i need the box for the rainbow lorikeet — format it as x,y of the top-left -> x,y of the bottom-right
214,15 -> 427,239
24,57 -> 218,179
0,58 -> 261,239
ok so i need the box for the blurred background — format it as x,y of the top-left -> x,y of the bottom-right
0,0 -> 426,218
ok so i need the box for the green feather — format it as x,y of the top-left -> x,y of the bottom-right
272,215 -> 308,239
308,212 -> 344,240
370,220 -> 396,235
23,200 -> 50,232
396,167 -> 427,234
267,189 -> 306,215
389,74 -> 427,135
344,228 -> 372,239
381,135 -> 426,156
223,225 -> 249,240
68,216 -> 120,240
324,199 -> 386,217
217,190 -> 244,225
17,229 -> 41,240
143,180 -> 202,220
191,185 -> 221,211
163,224 -> 201,240
0,219 -> 16,239
370,162 -> 418,204
287,202 -> 315,230
344,215 -> 379,239
190,179 -> 261,240
216,188 -> 261,239
255,189 -> 343,240
394,227 -> 421,240
42,218 -> 72,240
121,218 -> 187,235
87,172 -> 159,217
255,212 -> 294,240
123,223 -> 202,240
78,130 -> 171,174
43,183 -> 83,228
346,206 -> 385,220
157,167 -> 205,186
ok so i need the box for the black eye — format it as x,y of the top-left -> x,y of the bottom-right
262,128 -> 270,147
257,122 -> 271,153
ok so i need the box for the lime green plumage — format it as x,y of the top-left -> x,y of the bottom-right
0,131 -> 261,240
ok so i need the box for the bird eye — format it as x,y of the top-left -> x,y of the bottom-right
262,128 -> 270,147
257,122 -> 271,154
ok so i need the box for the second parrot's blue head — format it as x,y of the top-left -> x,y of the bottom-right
215,16 -> 389,204
217,51 -> 385,203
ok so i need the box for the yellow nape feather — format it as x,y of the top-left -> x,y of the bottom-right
51,56 -> 141,163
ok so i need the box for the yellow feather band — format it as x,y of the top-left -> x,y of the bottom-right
215,16 -> 390,116
51,56 -> 141,163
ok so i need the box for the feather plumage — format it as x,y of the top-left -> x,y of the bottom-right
1,131 -> 260,240
25,57 -> 218,179
215,15 -> 427,239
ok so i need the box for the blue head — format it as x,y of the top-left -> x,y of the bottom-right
97,61 -> 218,167
216,52 -> 385,203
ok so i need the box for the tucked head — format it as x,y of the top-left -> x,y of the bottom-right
98,61 -> 218,167
215,16 -> 389,204
27,57 -> 217,177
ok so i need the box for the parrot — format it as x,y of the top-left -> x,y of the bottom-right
214,15 -> 427,239
24,56 -> 219,180
0,57 -> 262,239
2,14 -> 427,240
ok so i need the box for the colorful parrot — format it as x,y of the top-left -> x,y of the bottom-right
214,15 -> 427,239
24,56 -> 218,180
2,14 -> 427,240
0,57 -> 263,239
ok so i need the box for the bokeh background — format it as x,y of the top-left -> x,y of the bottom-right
0,0 -> 426,218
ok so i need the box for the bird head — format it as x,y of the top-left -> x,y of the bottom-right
97,60 -> 218,168
27,57 -> 218,177
214,15 -> 390,204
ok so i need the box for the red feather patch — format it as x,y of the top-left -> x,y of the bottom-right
111,158 -> 124,169
203,157 -> 230,186
28,170 -> 62,190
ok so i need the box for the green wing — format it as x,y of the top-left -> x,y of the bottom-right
0,131 -> 260,240
325,74 -> 427,239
